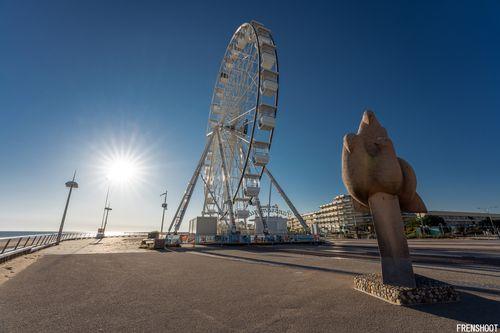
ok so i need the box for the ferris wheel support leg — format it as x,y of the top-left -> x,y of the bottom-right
253,197 -> 269,235
263,167 -> 310,233
215,128 -> 237,233
167,133 -> 215,234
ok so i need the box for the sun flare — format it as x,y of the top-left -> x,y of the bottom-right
92,133 -> 155,193
105,157 -> 139,184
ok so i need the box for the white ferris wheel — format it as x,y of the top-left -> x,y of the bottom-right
168,21 -> 309,235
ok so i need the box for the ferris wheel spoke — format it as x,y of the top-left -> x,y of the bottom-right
215,129 -> 236,230
220,129 -> 243,187
227,86 -> 256,114
238,71 -> 259,99
226,106 -> 255,126
229,130 -> 250,145
228,51 -> 258,109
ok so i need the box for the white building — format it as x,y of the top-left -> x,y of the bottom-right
422,211 -> 500,226
288,194 -> 416,234
254,216 -> 288,235
287,211 -> 317,231
188,216 -> 218,235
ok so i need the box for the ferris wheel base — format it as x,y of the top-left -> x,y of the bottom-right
163,234 -> 320,247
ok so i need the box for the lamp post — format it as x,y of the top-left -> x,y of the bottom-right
477,206 -> 499,238
160,190 -> 168,234
97,186 -> 111,239
102,206 -> 112,235
57,171 -> 79,244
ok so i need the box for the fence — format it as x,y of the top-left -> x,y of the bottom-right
0,231 -> 148,263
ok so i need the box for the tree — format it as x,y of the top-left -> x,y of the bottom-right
420,215 -> 446,227
404,217 -> 422,236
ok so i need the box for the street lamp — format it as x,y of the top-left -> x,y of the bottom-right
102,206 -> 112,235
477,206 -> 499,238
97,186 -> 111,239
57,171 -> 79,244
160,189 -> 168,234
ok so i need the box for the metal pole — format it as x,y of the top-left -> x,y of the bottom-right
13,237 -> 22,250
1,239 -> 11,254
263,167 -> 310,233
160,190 -> 168,233
100,186 -> 110,229
57,171 -> 78,244
103,208 -> 111,234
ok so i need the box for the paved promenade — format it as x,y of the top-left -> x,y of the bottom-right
0,238 -> 498,332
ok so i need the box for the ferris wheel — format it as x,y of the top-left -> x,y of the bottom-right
168,21 -> 309,235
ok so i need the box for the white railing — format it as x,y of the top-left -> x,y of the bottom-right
0,231 -> 147,262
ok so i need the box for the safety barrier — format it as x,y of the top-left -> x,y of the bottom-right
0,231 -> 148,263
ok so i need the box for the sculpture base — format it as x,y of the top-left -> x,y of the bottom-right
354,273 -> 460,305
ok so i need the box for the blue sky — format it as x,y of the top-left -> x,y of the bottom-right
1,0 -> 499,231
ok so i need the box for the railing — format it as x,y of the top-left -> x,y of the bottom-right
0,232 -> 93,263
0,231 -> 148,263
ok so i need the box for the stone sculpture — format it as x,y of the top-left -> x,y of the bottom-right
342,110 -> 427,288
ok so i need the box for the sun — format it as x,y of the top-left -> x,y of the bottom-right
105,156 -> 139,184
91,132 -> 154,192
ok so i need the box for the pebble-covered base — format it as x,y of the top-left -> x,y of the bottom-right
354,273 -> 460,305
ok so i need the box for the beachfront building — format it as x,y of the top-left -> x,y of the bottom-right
315,194 -> 372,233
287,211 -> 317,232
289,195 -> 500,236
287,194 -> 372,234
421,211 -> 500,227
289,194 -> 418,235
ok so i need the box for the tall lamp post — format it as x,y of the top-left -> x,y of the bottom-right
160,190 -> 168,233
477,206 -> 499,238
97,186 -> 111,239
57,171 -> 79,244
102,205 -> 112,235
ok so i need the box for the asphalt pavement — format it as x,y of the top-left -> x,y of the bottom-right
0,238 -> 498,332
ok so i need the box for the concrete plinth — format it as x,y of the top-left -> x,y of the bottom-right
354,273 -> 460,305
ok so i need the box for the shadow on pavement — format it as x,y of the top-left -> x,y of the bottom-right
455,285 -> 500,296
409,291 -> 500,324
172,247 -> 360,276
169,244 -> 500,272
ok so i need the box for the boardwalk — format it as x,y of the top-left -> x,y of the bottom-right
0,238 -> 499,332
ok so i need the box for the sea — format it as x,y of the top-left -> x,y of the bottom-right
0,231 -> 143,238
0,231 -> 58,238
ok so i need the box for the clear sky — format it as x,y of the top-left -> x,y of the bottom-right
1,0 -> 499,232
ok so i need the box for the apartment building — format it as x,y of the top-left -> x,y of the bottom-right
288,194 -> 417,234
